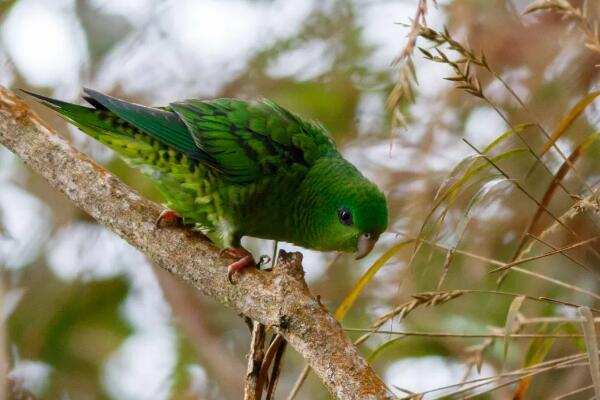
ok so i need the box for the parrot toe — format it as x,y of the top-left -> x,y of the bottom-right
155,209 -> 182,228
227,255 -> 255,283
221,247 -> 255,283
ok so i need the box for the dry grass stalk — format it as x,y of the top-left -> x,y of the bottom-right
417,23 -> 596,210
417,26 -> 488,98
405,351 -> 594,399
519,189 -> 600,260
416,27 -> 586,246
526,0 -> 600,56
345,329 -> 582,339
385,6 -> 600,399
490,236 -> 600,273
552,383 -> 594,399
387,0 -> 431,129
353,290 -> 465,346
420,237 -> 600,298
375,290 -> 464,325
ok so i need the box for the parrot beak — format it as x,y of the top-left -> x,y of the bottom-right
355,233 -> 376,260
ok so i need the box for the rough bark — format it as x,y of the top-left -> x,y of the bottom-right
0,86 -> 393,400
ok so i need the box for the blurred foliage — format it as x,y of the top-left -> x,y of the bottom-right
9,268 -> 130,398
1,0 -> 600,399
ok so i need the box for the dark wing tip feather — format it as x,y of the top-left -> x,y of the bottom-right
19,89 -> 63,109
82,95 -> 108,110
82,88 -> 126,111
20,89 -> 99,114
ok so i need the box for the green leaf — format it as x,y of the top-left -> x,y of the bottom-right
481,123 -> 535,154
503,295 -> 525,368
367,336 -> 405,363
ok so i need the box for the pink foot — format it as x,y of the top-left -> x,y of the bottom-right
220,247 -> 255,283
156,209 -> 182,228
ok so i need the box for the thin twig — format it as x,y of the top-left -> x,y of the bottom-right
245,321 -> 266,400
552,384 -> 594,400
344,328 -> 583,339
463,138 -> 600,266
265,340 -> 287,400
490,236 -> 600,273
286,365 -> 310,400
418,237 -> 600,300
257,334 -> 286,397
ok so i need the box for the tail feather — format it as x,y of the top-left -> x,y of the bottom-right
21,89 -> 219,230
20,89 -> 94,114
21,89 -> 156,161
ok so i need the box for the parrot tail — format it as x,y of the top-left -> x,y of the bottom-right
21,90 -> 170,166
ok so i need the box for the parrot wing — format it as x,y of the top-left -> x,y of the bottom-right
169,98 -> 337,184
69,89 -> 337,184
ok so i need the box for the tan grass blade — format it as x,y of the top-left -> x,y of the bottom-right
432,155 -> 480,204
334,239 -> 414,321
367,336 -> 405,363
541,91 -> 600,155
491,236 -> 600,273
406,351 -> 590,399
578,306 -> 600,399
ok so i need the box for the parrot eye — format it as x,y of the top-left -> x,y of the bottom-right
338,208 -> 353,226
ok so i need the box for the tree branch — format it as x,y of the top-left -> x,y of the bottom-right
0,86 -> 392,400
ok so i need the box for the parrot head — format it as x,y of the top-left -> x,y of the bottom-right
294,157 -> 388,258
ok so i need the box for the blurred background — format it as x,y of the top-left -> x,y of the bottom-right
1,0 -> 600,398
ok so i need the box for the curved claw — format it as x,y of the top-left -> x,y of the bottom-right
220,247 -> 256,283
227,255 -> 255,284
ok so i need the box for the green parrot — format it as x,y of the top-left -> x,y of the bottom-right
24,89 -> 388,281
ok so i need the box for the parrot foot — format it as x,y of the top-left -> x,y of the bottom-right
220,247 -> 256,284
155,209 -> 182,228
227,255 -> 255,284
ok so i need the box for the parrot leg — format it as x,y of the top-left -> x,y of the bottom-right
220,247 -> 256,283
155,209 -> 182,228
